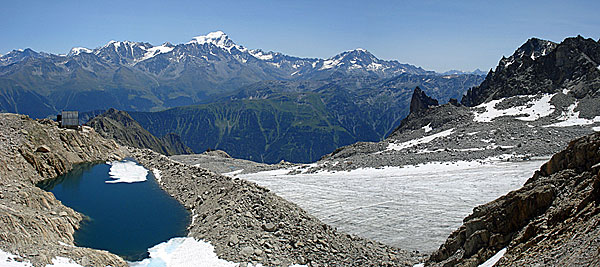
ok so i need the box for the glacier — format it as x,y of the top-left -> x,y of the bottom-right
235,158 -> 547,252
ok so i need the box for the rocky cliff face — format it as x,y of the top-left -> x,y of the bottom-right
0,113 -> 129,266
428,132 -> 600,266
86,108 -> 192,155
462,36 -> 600,106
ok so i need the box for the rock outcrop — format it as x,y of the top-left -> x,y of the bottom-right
409,86 -> 439,115
86,108 -> 192,155
428,132 -> 600,266
0,113 -> 129,267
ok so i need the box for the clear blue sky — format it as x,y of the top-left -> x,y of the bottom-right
1,0 -> 598,72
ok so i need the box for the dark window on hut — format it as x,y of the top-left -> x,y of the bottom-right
60,111 -> 79,129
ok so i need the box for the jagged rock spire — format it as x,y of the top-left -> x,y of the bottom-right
409,86 -> 439,114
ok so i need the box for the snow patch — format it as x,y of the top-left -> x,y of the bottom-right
320,58 -> 341,70
130,237 -> 305,267
367,62 -> 384,71
544,102 -> 600,127
594,126 -> 600,132
139,44 -> 174,61
0,250 -> 32,267
153,168 -> 162,183
249,50 -> 273,60
422,123 -> 432,133
0,249 -> 83,267
478,248 -> 507,267
222,169 -> 244,177
129,237 -> 238,267
387,128 -> 454,151
473,94 -> 555,122
46,257 -> 83,267
106,160 -> 148,184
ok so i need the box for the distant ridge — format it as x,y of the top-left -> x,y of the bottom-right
86,108 -> 192,156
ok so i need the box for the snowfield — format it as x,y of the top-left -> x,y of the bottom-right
472,94 -> 555,122
235,158 -> 547,252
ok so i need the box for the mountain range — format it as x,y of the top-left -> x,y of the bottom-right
0,31 -> 477,119
0,31 -> 484,162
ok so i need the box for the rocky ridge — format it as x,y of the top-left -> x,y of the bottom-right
462,36 -> 600,106
427,132 -> 600,266
86,108 -> 192,156
306,93 -> 595,172
170,149 -> 283,175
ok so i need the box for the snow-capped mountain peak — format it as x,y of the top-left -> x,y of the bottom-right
0,48 -> 47,66
67,47 -> 93,56
188,31 -> 244,52
319,48 -> 381,70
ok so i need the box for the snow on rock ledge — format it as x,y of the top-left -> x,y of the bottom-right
472,94 -> 555,122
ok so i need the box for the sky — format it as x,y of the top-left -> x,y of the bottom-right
0,0 -> 598,72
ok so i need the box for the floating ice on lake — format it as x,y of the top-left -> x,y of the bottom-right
106,160 -> 148,184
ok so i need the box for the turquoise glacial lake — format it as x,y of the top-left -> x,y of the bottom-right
38,159 -> 190,261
